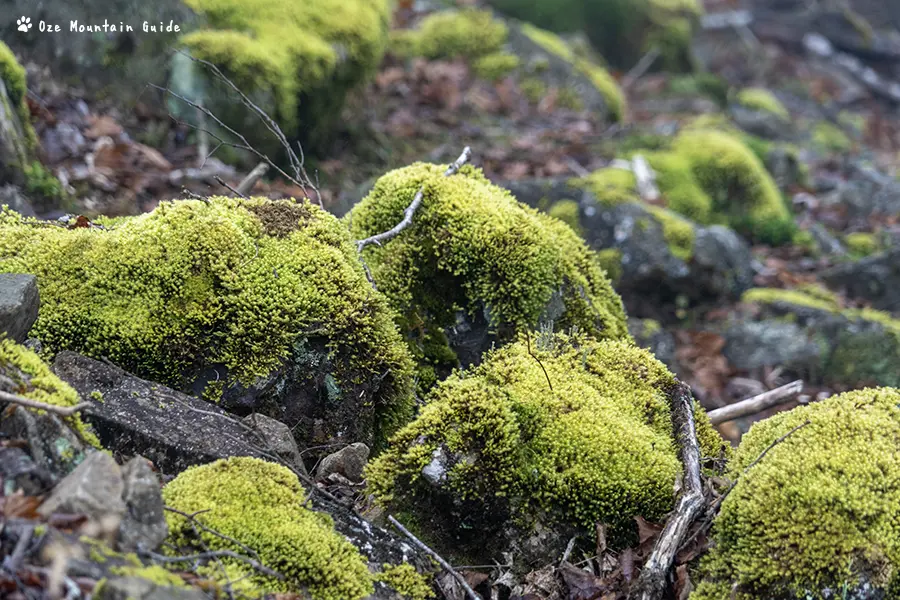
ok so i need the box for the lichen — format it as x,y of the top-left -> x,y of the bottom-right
367,333 -> 728,555
375,563 -> 435,600
0,197 -> 414,445
163,457 -> 374,600
0,338 -> 101,448
347,163 -> 629,378
735,88 -> 789,120
473,52 -> 521,82
812,121 -> 853,154
693,387 -> 900,600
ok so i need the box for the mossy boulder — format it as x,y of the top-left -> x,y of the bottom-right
347,163 -> 629,387
367,333 -> 728,564
163,457 -> 374,599
0,197 -> 414,450
693,387 -> 900,599
822,247 -> 900,312
0,43 -> 36,189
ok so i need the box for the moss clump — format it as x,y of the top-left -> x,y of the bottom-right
0,197 -> 414,445
413,10 -> 508,61
845,232 -> 880,258
163,457 -> 373,600
668,73 -> 729,106
519,24 -> 627,122
180,0 -> 390,150
694,388 -> 900,599
645,205 -> 695,261
572,168 -> 638,206
347,163 -> 629,376
735,88 -> 789,120
547,199 -> 583,235
367,333 -> 727,555
375,563 -> 435,600
812,121 -> 852,153
0,338 -> 100,448
473,52 -> 521,82
23,161 -> 65,202
742,287 -> 840,313
595,248 -> 622,283
108,565 -> 187,588
0,42 -> 36,149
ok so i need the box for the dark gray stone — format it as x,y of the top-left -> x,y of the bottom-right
0,407 -> 86,480
51,351 -> 273,477
0,446 -> 54,496
822,248 -> 900,313
723,321 -> 823,372
37,450 -> 126,520
118,456 -> 168,552
0,273 -> 39,342
242,413 -> 307,476
317,442 -> 369,483
729,105 -> 792,140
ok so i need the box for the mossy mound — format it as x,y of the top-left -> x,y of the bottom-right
406,9 -> 508,62
735,88 -> 790,120
367,333 -> 727,559
0,337 -> 100,448
812,121 -> 853,154
844,232 -> 881,258
178,0 -> 390,152
0,197 -> 414,447
693,388 -> 900,599
347,163 -> 629,384
163,457 -> 374,600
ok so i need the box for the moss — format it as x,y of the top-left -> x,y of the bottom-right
572,168 -> 638,206
519,24 -> 627,122
414,10 -> 508,61
694,388 -> 900,600
735,88 -> 789,120
844,232 -> 880,258
742,287 -> 840,313
0,197 -> 414,445
347,163 -> 629,374
375,563 -> 435,600
547,199 -> 583,235
0,42 -> 36,149
23,162 -> 65,201
812,121 -> 852,153
180,0 -> 390,147
838,110 -> 867,134
668,73 -> 729,106
0,338 -> 100,448
472,52 -> 521,82
108,565 -> 187,588
645,205 -> 695,261
367,333 -> 728,555
595,248 -> 622,284
89,390 -> 104,403
163,457 -> 374,600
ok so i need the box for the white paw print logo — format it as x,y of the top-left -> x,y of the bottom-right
17,17 -> 32,32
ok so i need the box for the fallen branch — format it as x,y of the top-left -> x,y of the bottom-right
356,147 -> 472,253
164,506 -> 260,562
214,175 -> 247,199
388,515 -> 481,600
236,162 -> 269,196
621,47 -> 661,89
631,382 -> 703,600
0,391 -> 91,417
707,380 -> 803,425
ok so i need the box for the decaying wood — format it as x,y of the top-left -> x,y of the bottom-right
236,162 -> 269,196
707,380 -> 804,425
356,147 -> 472,253
631,382 -> 703,600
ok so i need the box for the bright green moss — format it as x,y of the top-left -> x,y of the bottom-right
0,197 -> 414,444
473,52 -> 521,82
547,199 -> 583,235
375,563 -> 435,600
519,24 -> 627,122
645,205 -> 695,261
0,338 -> 101,448
742,287 -> 840,313
812,121 -> 853,153
735,88 -> 789,120
347,163 -> 629,369
845,232 -> 880,258
0,42 -> 35,149
519,77 -> 547,103
108,565 -> 187,588
414,10 -> 508,61
367,333 -> 727,554
668,73 -> 729,106
180,0 -> 390,143
595,248 -> 622,283
572,168 -> 638,206
23,161 -> 64,201
694,388 -> 900,599
163,457 -> 373,600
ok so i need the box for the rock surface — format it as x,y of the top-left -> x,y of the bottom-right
37,450 -> 126,520
822,248 -> 900,313
0,76 -> 30,188
242,413 -> 308,476
0,406 -> 86,480
95,578 -> 209,600
118,456 -> 168,552
317,442 -> 370,483
0,273 -> 39,342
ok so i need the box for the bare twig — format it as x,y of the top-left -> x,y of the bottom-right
621,47 -> 661,89
631,382 -> 703,600
707,380 -> 804,425
164,506 -> 260,561
0,390 -> 91,417
140,549 -> 283,580
388,515 -> 481,600
356,147 -> 472,253
214,175 -> 247,199
525,331 -> 553,391
236,162 -> 269,196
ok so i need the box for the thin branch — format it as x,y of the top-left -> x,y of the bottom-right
236,162 -> 269,196
356,147 -> 472,253
164,506 -> 260,562
707,380 -> 804,425
0,390 -> 91,417
140,549 -> 283,581
631,382 -> 703,600
621,47 -> 661,89
388,515 -> 480,600
214,175 -> 247,199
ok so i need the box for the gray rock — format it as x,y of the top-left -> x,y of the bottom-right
807,223 -> 847,256
0,407 -> 86,480
38,450 -> 126,520
95,577 -> 208,600
766,146 -> 807,189
820,165 -> 900,224
317,442 -> 369,483
0,185 -> 36,218
0,446 -> 54,496
723,321 -> 823,371
118,456 -> 168,552
822,248 -> 900,313
0,273 -> 39,342
51,351 -> 275,477
729,105 -> 792,140
242,413 -> 307,476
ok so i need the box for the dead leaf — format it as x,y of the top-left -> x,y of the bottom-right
635,516 -> 663,548
1,491 -> 42,519
560,562 -> 609,600
675,564 -> 692,600
84,116 -> 123,139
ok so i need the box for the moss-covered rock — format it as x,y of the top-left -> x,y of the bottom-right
0,197 -> 414,449
374,563 -> 435,600
175,0 -> 390,155
735,88 -> 790,121
844,232 -> 881,258
812,121 -> 853,154
0,42 -> 38,191
347,164 -> 629,385
163,457 -> 374,599
367,333 -> 727,562
693,387 -> 900,600
409,9 -> 508,61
